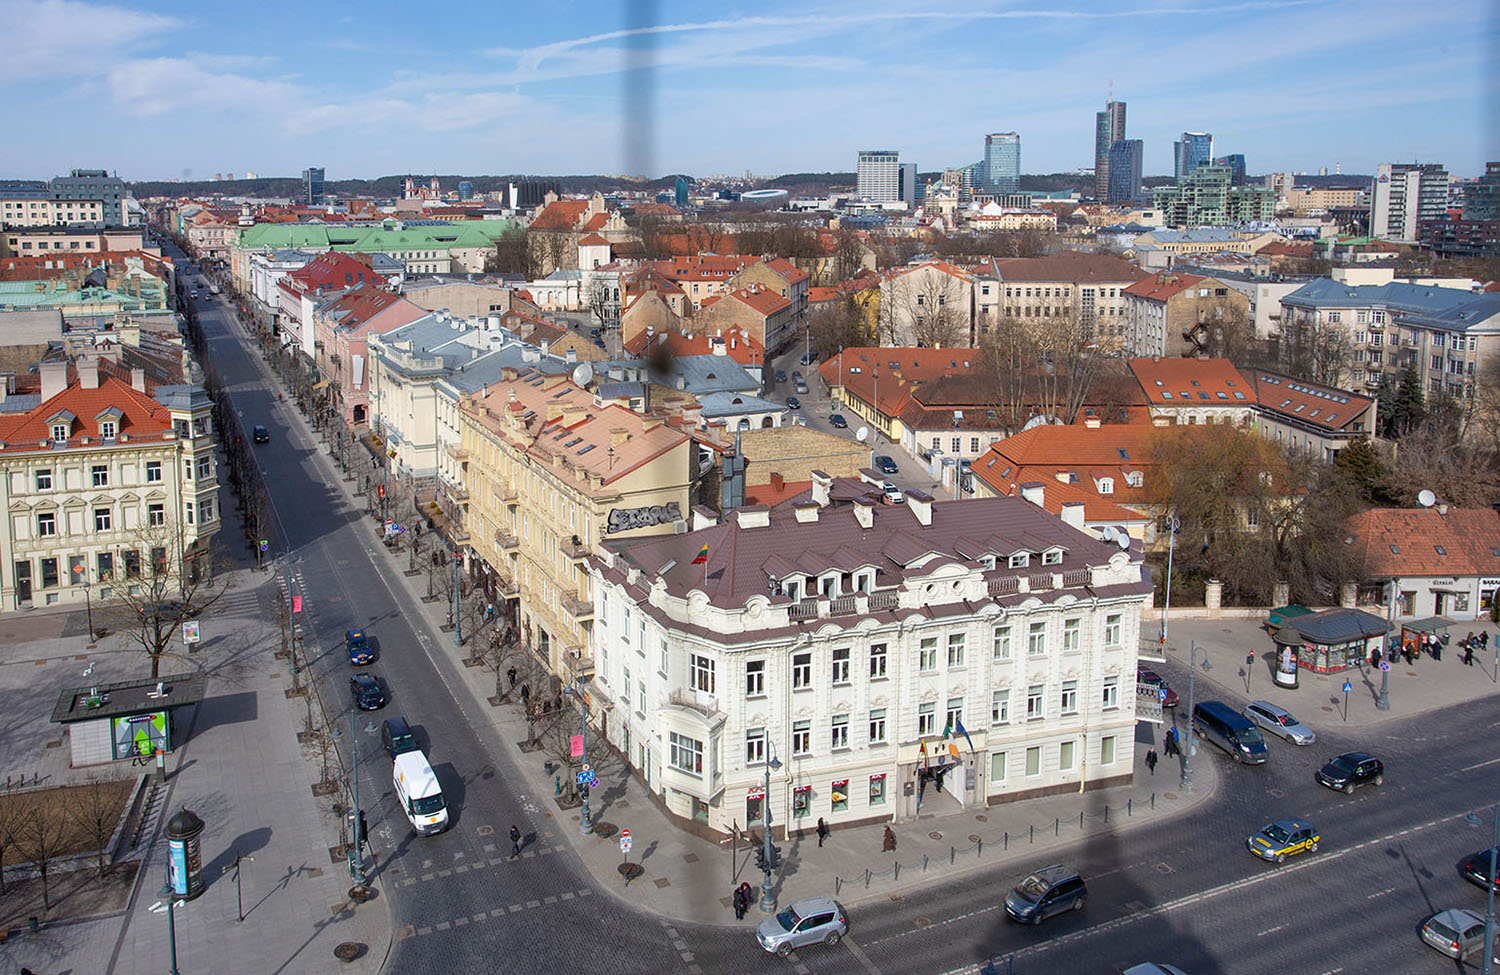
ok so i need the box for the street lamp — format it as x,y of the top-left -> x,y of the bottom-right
566,676 -> 593,835
159,848 -> 181,975
1158,511 -> 1179,655
452,548 -> 463,648
1180,640 -> 1212,792
1466,803 -> 1499,975
760,747 -> 783,914
72,561 -> 94,638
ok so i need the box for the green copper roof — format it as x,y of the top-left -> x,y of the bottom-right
235,219 -> 514,254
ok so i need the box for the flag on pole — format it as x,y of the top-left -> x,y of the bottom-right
919,738 -> 929,769
691,543 -> 709,565
948,741 -> 961,761
954,717 -> 976,753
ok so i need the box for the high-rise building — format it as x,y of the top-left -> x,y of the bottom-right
303,167 -> 325,206
1463,161 -> 1500,221
1107,140 -> 1144,204
1152,165 -> 1274,228
984,133 -> 1021,195
51,169 -> 126,226
857,150 -> 901,203
1094,99 -> 1127,200
674,176 -> 690,208
1214,154 -> 1247,187
1173,133 -> 1213,179
457,180 -> 474,201
898,163 -> 918,206
1371,162 -> 1450,242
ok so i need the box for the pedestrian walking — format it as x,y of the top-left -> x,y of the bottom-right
1432,634 -> 1442,662
732,885 -> 746,919
507,666 -> 518,688
520,682 -> 530,704
816,817 -> 829,848
738,881 -> 754,913
1371,646 -> 1381,668
509,824 -> 522,858
882,825 -> 897,852
1482,631 -> 1491,651
1464,642 -> 1475,666
1145,747 -> 1158,775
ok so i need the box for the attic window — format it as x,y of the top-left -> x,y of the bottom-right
1154,380 -> 1165,386
99,420 -> 116,440
1215,392 -> 1228,400
1191,380 -> 1201,387
1008,552 -> 1030,568
1233,392 -> 1247,400
51,423 -> 68,443
577,444 -> 596,456
1161,392 -> 1173,399
1389,544 -> 1399,555
1117,448 -> 1130,460
1435,545 -> 1447,555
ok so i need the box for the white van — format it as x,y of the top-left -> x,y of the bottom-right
393,750 -> 448,835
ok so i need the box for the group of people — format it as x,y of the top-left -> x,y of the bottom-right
1375,628 -> 1491,668
731,881 -> 756,919
1460,630 -> 1491,667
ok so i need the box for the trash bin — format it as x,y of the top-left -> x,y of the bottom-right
166,808 -> 206,901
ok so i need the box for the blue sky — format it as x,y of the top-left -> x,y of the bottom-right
1,0 -> 1495,182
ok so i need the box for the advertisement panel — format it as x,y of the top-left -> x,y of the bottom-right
112,711 -> 167,760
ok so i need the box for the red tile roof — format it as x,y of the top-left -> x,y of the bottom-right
648,255 -> 758,280
1122,272 -> 1207,302
284,252 -> 386,293
0,375 -> 172,451
725,286 -> 791,317
578,233 -> 610,246
1243,368 -> 1375,432
1344,507 -> 1500,578
1128,357 -> 1253,404
529,200 -> 589,231
624,325 -> 763,365
761,257 -> 810,286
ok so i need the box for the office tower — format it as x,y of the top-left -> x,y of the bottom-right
1094,99 -> 1127,199
1173,133 -> 1213,179
1371,162 -> 1450,242
898,163 -> 917,206
1214,154 -> 1246,187
458,180 -> 474,201
857,150 -> 901,203
303,167 -> 325,206
1153,165 -> 1274,228
1463,161 -> 1500,221
1107,139 -> 1143,203
674,176 -> 690,208
50,169 -> 127,226
984,133 -> 1021,195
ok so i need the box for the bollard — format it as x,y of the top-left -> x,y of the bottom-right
923,854 -> 929,872
836,877 -> 842,895
894,862 -> 900,880
1029,824 -> 1034,844
950,845 -> 956,865
1080,811 -> 1084,828
1151,792 -> 1156,810
1128,798 -> 1132,817
1104,806 -> 1110,824
864,868 -> 871,888
1055,817 -> 1059,837
977,838 -> 983,857
1004,831 -> 1008,850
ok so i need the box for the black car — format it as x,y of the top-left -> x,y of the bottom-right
775,369 -> 787,383
875,455 -> 898,475
1459,848 -> 1500,892
1316,751 -> 1383,794
800,352 -> 817,365
381,716 -> 419,758
252,425 -> 270,443
350,673 -> 387,711
829,414 -> 848,428
786,396 -> 801,410
1004,864 -> 1086,924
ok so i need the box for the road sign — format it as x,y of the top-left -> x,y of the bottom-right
377,484 -> 386,499
259,539 -> 269,552
620,829 -> 632,854
1342,681 -> 1353,693
1380,661 -> 1390,672
1246,652 -> 1255,666
1159,688 -> 1167,700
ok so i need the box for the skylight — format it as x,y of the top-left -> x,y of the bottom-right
577,444 -> 596,455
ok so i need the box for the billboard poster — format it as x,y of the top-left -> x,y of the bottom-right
113,711 -> 167,760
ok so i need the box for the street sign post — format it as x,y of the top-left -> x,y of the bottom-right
1342,680 -> 1352,721
620,828 -> 632,866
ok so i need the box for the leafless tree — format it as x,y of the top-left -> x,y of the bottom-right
101,520 -> 231,679
0,790 -> 21,894
72,775 -> 123,877
807,299 -> 865,359
19,801 -> 67,909
1277,316 -> 1354,387
884,272 -> 968,348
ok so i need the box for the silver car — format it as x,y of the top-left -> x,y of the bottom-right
1421,907 -> 1490,960
756,896 -> 848,956
1243,700 -> 1315,745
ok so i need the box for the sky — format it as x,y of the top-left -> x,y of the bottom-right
1,0 -> 1496,183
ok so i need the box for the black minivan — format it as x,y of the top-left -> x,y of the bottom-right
381,716 -> 419,758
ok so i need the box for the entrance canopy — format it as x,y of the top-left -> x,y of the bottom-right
1402,616 -> 1454,635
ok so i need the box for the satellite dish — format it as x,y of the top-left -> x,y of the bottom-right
1417,489 -> 1436,508
1101,527 -> 1117,543
572,362 -> 594,387
1117,532 -> 1131,550
856,426 -> 870,442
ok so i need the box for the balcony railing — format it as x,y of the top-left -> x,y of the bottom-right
988,575 -> 1021,596
561,535 -> 588,560
668,688 -> 721,719
868,590 -> 899,611
788,598 -> 819,620
1029,573 -> 1057,591
494,529 -> 519,550
1063,569 -> 1093,588
562,590 -> 594,620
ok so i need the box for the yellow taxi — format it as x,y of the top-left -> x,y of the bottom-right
1247,818 -> 1319,863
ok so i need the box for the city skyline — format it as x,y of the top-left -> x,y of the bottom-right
1,0 -> 1495,182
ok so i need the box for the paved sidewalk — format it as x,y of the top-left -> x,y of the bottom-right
1151,616 -> 1500,729
0,476 -> 390,971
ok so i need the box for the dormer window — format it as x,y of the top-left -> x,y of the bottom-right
1008,552 -> 1030,568
100,420 -> 117,440
50,423 -> 68,443
1126,471 -> 1143,487
1042,549 -> 1063,565
1098,477 -> 1114,495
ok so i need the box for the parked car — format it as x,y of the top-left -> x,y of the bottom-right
345,629 -> 374,665
800,351 -> 817,365
786,396 -> 801,410
882,481 -> 905,504
137,599 -> 184,621
1004,865 -> 1086,924
875,455 -> 899,475
775,369 -> 787,383
1421,908 -> 1490,960
349,673 -> 387,710
1247,818 -> 1318,863
1243,701 -> 1316,745
1315,752 -> 1383,794
791,370 -> 803,383
755,896 -> 848,956
1136,666 -> 1178,708
381,716 -> 419,758
794,381 -> 809,394
829,414 -> 848,428
1458,847 -> 1500,892
252,425 -> 270,443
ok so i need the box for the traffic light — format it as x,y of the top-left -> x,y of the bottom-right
357,809 -> 368,847
755,844 -> 782,871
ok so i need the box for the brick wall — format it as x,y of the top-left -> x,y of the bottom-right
739,427 -> 867,485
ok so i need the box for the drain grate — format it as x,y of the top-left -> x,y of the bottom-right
1154,863 -> 1175,874
914,916 -> 933,928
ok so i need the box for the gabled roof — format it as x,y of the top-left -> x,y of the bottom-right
1123,272 -> 1208,302
723,286 -> 791,317
1128,357 -> 1253,406
1243,368 -> 1375,432
578,233 -> 610,246
529,200 -> 590,231
1344,507 -> 1500,579
0,375 -> 175,451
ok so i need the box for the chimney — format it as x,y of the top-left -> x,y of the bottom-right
610,428 -> 630,447
810,469 -> 832,508
1083,414 -> 1101,429
1436,501 -> 1449,516
566,347 -> 578,364
793,501 -> 820,523
734,506 -> 771,529
852,497 -> 874,529
40,361 -> 68,400
907,488 -> 934,526
78,357 -> 99,389
770,472 -> 784,493
1060,501 -> 1086,531
131,367 -> 146,392
1019,482 -> 1045,507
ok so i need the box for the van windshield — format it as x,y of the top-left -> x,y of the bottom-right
1232,724 -> 1264,745
411,794 -> 446,815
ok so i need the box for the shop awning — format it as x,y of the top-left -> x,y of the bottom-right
1402,616 -> 1454,634
313,380 -> 331,391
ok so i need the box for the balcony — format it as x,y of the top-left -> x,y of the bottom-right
561,535 -> 589,560
788,598 -> 820,620
561,589 -> 594,620
495,573 -> 519,599
1063,569 -> 1093,588
445,444 -> 469,461
494,528 -> 519,550
668,688 -> 722,720
867,590 -> 899,611
1029,573 -> 1057,591
492,482 -> 518,504
988,575 -> 1022,596
563,649 -> 595,680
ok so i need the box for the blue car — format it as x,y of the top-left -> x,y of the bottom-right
346,629 -> 374,665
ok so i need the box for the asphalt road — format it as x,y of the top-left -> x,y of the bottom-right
188,257 -> 1500,974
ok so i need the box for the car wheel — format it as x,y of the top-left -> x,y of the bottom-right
1373,773 -> 1383,786
1343,782 -> 1355,795
1309,841 -> 1318,853
1071,897 -> 1084,911
824,932 -> 841,946
776,943 -> 793,957
1276,852 -> 1286,863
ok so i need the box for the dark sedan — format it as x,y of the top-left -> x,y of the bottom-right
775,369 -> 787,383
875,455 -> 899,475
786,396 -> 801,411
350,673 -> 387,711
1459,848 -> 1500,892
252,425 -> 270,443
829,414 -> 848,429
1316,752 -> 1383,794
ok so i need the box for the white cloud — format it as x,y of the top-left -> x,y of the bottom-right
3,0 -> 177,78
107,58 -> 302,117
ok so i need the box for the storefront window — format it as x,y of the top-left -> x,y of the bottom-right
746,788 -> 764,826
830,780 -> 849,813
869,774 -> 886,806
792,785 -> 811,818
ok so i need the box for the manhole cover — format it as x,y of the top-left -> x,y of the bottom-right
969,834 -> 982,844
1268,788 -> 1286,798
683,853 -> 699,863
975,814 -> 989,823
914,916 -> 933,928
476,825 -> 494,836
928,831 -> 944,840
1154,863 -> 1175,874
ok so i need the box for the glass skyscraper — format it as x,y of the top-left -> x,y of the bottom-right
984,133 -> 1020,195
1094,100 -> 1127,200
1173,133 -> 1213,179
1107,140 -> 1143,204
